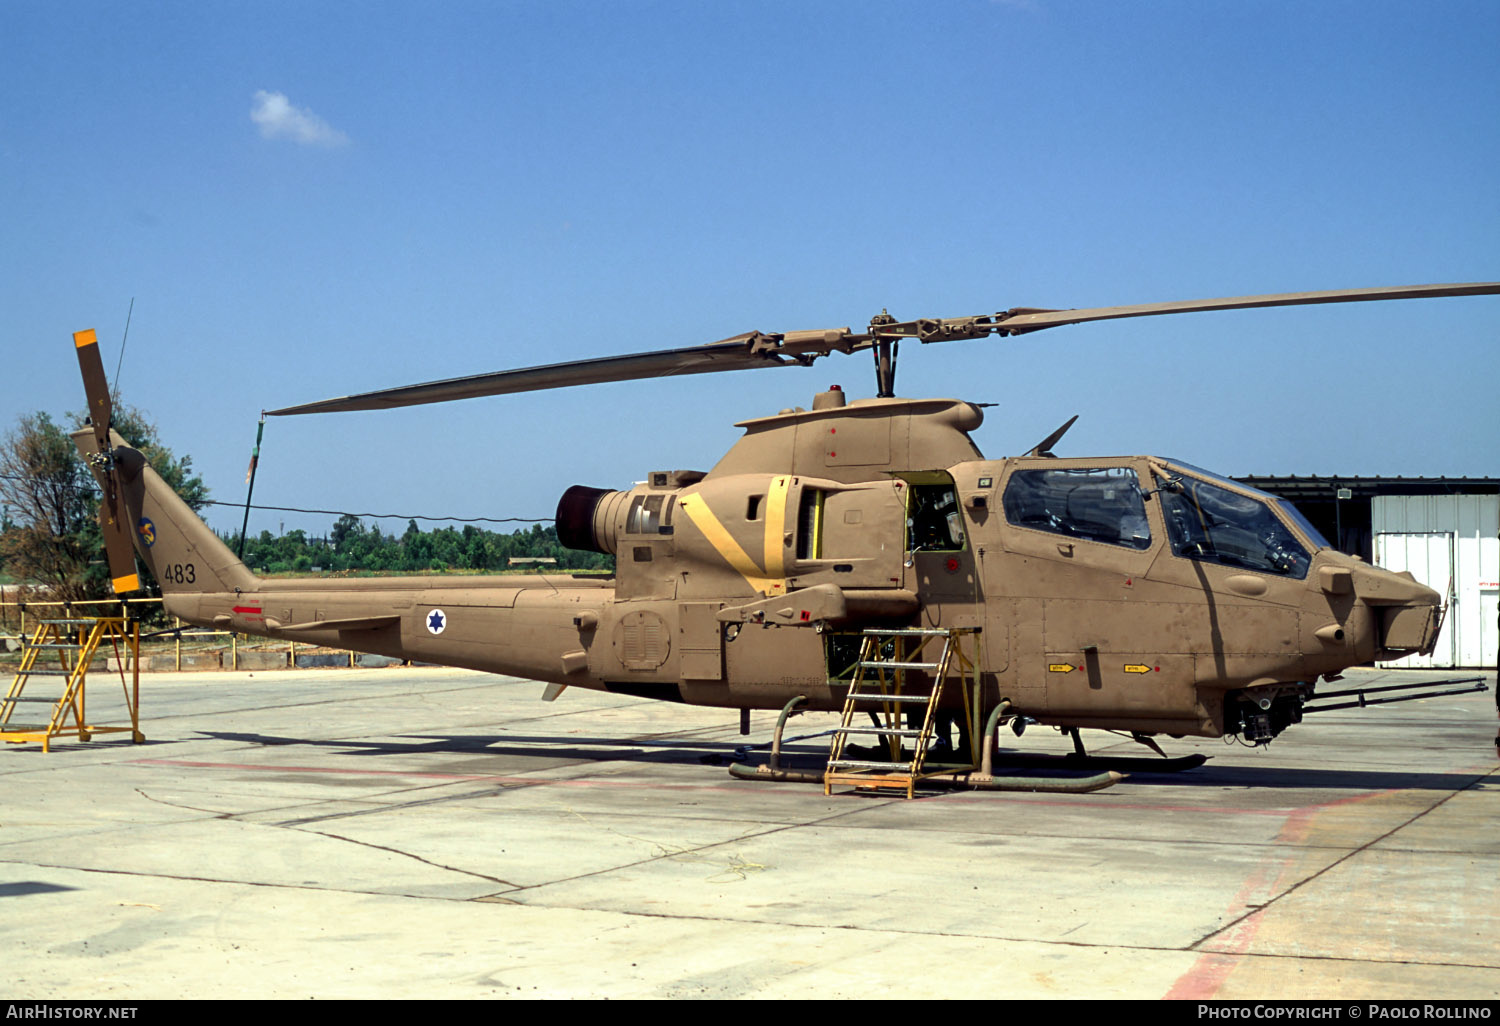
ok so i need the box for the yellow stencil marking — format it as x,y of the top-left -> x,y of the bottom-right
678,493 -> 784,596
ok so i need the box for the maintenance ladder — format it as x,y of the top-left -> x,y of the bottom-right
1,617 -> 143,752
824,627 -> 981,798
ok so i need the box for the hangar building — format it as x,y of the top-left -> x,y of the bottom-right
1238,476 -> 1498,670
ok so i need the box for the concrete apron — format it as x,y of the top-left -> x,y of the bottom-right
0,665 -> 1495,999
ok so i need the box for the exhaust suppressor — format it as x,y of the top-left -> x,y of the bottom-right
555,485 -> 628,555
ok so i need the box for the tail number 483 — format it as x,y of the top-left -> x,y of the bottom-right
163,563 -> 196,584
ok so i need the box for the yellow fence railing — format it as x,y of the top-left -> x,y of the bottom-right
0,596 -> 372,672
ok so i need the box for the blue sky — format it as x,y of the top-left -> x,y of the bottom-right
3,0 -> 1497,538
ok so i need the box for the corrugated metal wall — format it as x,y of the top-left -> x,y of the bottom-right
1373,494 -> 1499,668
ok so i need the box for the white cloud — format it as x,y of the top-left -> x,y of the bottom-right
250,90 -> 350,147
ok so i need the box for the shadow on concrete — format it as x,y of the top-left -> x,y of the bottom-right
195,729 -> 751,769
0,881 -> 78,897
190,730 -> 1496,793
1127,761 -> 1496,792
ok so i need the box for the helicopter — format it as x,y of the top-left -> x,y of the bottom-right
71,282 -> 1498,794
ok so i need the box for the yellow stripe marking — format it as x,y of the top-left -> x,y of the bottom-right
74,329 -> 97,349
678,493 -> 784,596
763,475 -> 791,580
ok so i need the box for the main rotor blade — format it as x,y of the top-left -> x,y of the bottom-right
266,334 -> 818,416
265,281 -> 1498,414
965,282 -> 1500,337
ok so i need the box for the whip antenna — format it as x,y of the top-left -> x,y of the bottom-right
111,297 -> 134,398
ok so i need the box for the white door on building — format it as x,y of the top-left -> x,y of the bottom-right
1375,531 -> 1455,668
1478,586 -> 1498,671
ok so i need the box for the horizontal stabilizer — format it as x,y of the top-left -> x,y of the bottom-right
271,614 -> 401,632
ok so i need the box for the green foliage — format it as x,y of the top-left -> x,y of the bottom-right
231,518 -> 612,575
0,402 -> 209,603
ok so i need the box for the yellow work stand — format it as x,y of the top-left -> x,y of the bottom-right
1,616 -> 144,752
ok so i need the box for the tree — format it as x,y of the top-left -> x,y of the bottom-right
0,402 -> 209,603
0,412 -> 98,602
331,513 -> 364,553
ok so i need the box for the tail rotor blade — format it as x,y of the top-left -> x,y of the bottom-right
99,497 -> 140,595
74,329 -> 140,593
74,329 -> 113,450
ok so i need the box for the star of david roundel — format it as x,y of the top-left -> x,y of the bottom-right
426,609 -> 447,635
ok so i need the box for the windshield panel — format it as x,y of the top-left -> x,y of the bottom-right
1160,476 -> 1312,578
1272,499 -> 1331,550
1163,460 -> 1330,551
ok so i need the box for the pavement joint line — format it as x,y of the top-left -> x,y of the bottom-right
5,845 -> 1495,979
445,895 -> 1500,972
1180,766 -> 1496,959
2,848 -> 1493,972
0,856 -> 495,901
297,826 -> 520,888
486,795 -> 903,898
85,775 -> 530,888
131,786 -> 238,818
271,784 -> 529,827
150,788 -> 397,822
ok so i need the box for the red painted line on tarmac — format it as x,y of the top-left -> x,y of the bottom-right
1162,788 -> 1398,1000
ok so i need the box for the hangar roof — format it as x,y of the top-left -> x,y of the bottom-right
1236,476 -> 1500,502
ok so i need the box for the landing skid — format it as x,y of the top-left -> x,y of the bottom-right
727,760 -> 1123,793
727,697 -> 1128,795
993,751 -> 1208,774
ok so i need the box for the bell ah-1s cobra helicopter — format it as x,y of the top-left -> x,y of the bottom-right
71,282 -> 1497,795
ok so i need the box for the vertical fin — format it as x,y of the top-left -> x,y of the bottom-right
72,428 -> 258,596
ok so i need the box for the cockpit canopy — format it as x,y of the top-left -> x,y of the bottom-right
1000,459 -> 1329,579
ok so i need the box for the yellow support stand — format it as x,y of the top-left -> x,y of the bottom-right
1,616 -> 143,752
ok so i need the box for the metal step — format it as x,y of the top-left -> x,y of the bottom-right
836,726 -> 923,737
22,643 -> 86,651
845,692 -> 931,703
858,660 -> 939,671
1,696 -> 64,703
827,758 -> 914,771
